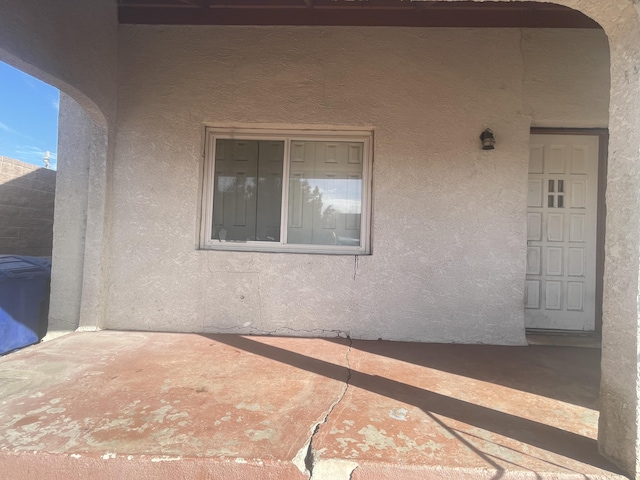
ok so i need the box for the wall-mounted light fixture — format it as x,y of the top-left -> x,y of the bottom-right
480,129 -> 495,150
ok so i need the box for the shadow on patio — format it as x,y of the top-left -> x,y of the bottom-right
0,331 -> 627,479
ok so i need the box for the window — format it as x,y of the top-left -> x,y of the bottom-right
201,127 -> 372,254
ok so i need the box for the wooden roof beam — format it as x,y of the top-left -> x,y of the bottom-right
118,1 -> 602,28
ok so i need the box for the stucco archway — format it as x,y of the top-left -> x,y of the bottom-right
0,50 -> 111,337
0,0 -> 118,337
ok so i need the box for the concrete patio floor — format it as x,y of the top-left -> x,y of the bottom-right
0,331 -> 627,479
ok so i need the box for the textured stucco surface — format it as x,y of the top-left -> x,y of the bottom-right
0,1 -> 118,338
48,94 -> 92,335
0,0 -> 118,126
555,1 -> 640,476
588,4 -> 640,478
110,26 -> 609,345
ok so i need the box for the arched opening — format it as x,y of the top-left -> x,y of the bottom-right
0,60 -> 59,353
0,61 -> 59,262
0,0 -> 639,477
0,49 -> 111,340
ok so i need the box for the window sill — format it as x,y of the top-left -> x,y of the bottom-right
199,242 -> 369,255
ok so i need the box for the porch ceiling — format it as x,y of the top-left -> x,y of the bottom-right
117,0 -> 601,28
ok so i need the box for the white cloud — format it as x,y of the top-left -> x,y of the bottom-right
51,96 -> 60,111
0,121 -> 19,135
0,121 -> 33,140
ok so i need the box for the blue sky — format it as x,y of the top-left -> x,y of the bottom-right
0,61 -> 59,170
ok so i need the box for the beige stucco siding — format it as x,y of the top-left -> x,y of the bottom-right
0,0 -> 117,126
0,0 -> 118,337
522,29 -> 610,127
110,26 -> 609,343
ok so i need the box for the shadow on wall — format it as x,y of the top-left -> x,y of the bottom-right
0,156 -> 56,257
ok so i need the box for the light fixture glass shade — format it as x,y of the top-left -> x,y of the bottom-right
480,129 -> 495,150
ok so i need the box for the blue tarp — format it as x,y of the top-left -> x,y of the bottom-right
0,255 -> 51,355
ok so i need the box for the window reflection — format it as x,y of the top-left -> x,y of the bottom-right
210,138 -> 365,248
287,141 -> 362,246
212,140 -> 283,242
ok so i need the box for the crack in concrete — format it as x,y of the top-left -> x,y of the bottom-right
294,336 -> 354,479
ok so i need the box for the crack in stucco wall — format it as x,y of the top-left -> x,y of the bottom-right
353,256 -> 359,281
293,337 -> 355,479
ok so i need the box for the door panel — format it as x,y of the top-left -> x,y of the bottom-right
287,141 -> 363,246
525,134 -> 599,331
213,140 -> 283,242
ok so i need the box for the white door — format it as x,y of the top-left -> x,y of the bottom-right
525,134 -> 599,331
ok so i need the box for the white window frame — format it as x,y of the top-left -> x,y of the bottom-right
200,126 -> 373,255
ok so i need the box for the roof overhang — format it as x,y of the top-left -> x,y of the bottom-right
118,1 -> 601,28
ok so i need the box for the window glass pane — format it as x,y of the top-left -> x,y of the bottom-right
212,139 -> 283,242
287,141 -> 363,246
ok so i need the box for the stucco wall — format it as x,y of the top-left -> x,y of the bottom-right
0,156 -> 56,256
110,26 -> 609,344
0,0 -> 117,126
0,0 -> 118,337
48,94 -> 91,334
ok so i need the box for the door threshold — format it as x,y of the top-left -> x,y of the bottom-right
526,329 -> 601,348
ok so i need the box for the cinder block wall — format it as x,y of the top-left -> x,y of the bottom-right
0,156 -> 56,257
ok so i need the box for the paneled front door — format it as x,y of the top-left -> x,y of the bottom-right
525,134 -> 599,331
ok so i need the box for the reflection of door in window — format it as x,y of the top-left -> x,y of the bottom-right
202,128 -> 372,255
213,140 -> 283,242
287,141 -> 362,246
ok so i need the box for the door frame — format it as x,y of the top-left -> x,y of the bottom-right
529,127 -> 608,333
